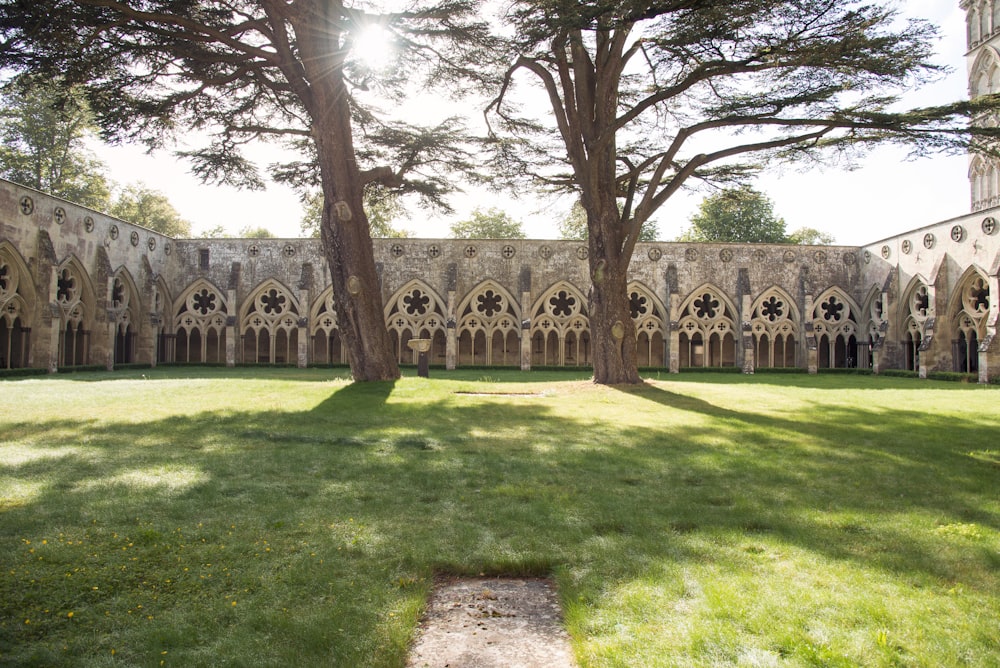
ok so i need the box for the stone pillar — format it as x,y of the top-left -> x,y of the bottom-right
520,308 -> 532,370
148,317 -> 160,368
297,288 -> 310,368
804,295 -> 817,374
871,290 -> 890,374
668,298 -> 680,373
977,273 -> 999,383
741,294 -> 754,374
918,284 -> 938,379
226,289 -> 237,367
446,290 -> 457,370
46,304 -> 60,373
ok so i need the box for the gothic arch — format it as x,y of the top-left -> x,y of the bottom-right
54,255 -> 97,367
749,286 -> 800,369
947,266 -> 991,373
384,279 -> 447,365
628,281 -> 666,367
240,279 -> 302,365
152,276 -> 172,364
309,286 -> 344,365
812,287 -> 861,368
858,285 -> 886,370
110,268 -> 142,364
970,153 -> 1000,212
0,241 -> 36,368
899,275 -> 932,371
677,283 -> 738,368
969,3 -> 999,46
456,280 -> 522,366
173,279 -> 229,364
529,281 -> 590,367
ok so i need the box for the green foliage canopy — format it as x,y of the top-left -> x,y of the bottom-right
300,187 -> 410,239
0,78 -> 111,209
681,186 -> 787,243
558,201 -> 659,241
680,187 -> 837,244
450,207 -> 525,238
110,183 -> 192,237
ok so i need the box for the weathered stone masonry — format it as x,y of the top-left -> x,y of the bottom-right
2,178 -> 998,380
3,2 -> 1000,379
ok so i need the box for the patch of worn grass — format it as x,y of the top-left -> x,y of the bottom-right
1,368 -> 998,666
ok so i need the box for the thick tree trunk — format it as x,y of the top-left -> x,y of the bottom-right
318,172 -> 400,382
587,208 -> 641,385
297,6 -> 399,383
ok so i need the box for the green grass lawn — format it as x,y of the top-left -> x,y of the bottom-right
1,368 -> 998,667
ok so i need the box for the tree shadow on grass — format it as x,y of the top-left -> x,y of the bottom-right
2,376 -> 999,666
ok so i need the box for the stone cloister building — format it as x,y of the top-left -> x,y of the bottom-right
1,2 -> 999,382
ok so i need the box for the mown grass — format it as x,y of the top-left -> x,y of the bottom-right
1,368 -> 998,667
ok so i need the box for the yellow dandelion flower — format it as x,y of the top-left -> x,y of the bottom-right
67,612 -> 74,618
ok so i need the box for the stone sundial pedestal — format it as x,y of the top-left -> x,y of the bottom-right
407,338 -> 431,377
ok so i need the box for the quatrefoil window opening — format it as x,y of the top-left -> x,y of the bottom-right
872,296 -> 884,320
476,290 -> 504,318
191,289 -> 217,315
912,287 -> 929,318
0,263 -> 9,294
259,289 -> 286,315
694,293 -> 719,319
112,278 -> 126,309
549,291 -> 576,318
968,279 -> 989,314
56,269 -> 76,304
403,289 -> 430,316
760,296 -> 784,322
629,292 -> 648,319
821,296 -> 845,322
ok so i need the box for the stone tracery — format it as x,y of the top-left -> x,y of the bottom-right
0,244 -> 33,369
174,280 -> 228,363
628,282 -> 666,367
676,284 -> 737,367
950,269 -> 991,372
750,287 -> 799,368
110,270 -> 141,364
385,280 -> 447,365
55,258 -> 93,367
457,281 -> 521,366
812,288 -> 860,368
241,280 -> 300,364
529,282 -> 590,366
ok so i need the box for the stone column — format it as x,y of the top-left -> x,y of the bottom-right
978,274 -> 999,383
520,308 -> 532,371
918,285 -> 938,379
668,298 -> 680,373
741,294 -> 754,374
804,295 -> 817,374
226,288 -> 237,367
446,290 -> 457,370
297,288 -> 310,368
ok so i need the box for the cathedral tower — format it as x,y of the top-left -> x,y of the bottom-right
964,0 -> 1000,211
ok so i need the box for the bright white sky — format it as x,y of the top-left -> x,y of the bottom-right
92,0 -> 972,244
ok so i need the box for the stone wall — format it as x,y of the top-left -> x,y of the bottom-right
1,178 -> 998,380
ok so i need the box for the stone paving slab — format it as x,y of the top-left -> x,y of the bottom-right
406,577 -> 576,668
